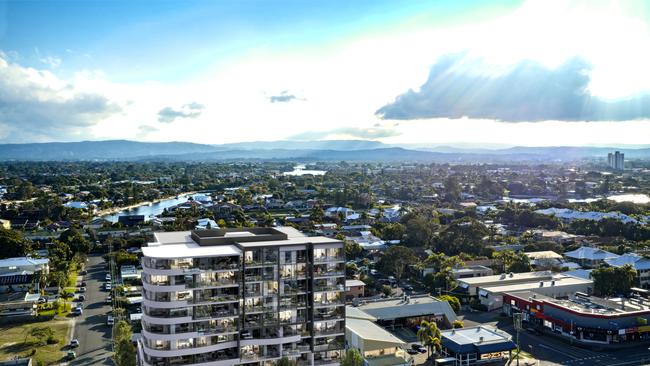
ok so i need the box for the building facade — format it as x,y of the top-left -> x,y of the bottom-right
139,227 -> 345,366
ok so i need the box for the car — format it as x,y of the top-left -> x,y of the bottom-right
107,315 -> 114,325
76,303 -> 84,309
406,349 -> 419,355
77,295 -> 85,302
370,269 -> 378,276
77,287 -> 86,293
105,274 -> 112,281
38,297 -> 47,304
69,339 -> 80,348
79,270 -> 87,275
106,295 -> 112,304
71,308 -> 82,316
81,281 -> 87,286
411,344 -> 427,353
105,283 -> 112,290
66,351 -> 77,360
402,284 -> 414,291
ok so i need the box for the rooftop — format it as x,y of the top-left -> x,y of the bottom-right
564,246 -> 619,261
508,291 -> 650,316
0,257 -> 49,269
441,326 -> 515,354
457,271 -> 553,286
481,274 -> 592,294
355,295 -> 457,323
144,227 -> 340,258
525,251 -> 563,260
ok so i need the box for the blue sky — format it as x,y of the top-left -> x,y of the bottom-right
0,0 -> 649,145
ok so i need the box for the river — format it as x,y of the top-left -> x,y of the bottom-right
283,164 -> 327,176
101,194 -> 191,222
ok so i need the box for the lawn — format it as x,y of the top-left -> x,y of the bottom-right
0,319 -> 71,365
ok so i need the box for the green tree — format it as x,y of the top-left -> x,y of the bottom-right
309,205 -> 325,224
276,357 -> 297,366
381,284 -> 394,297
377,246 -> 417,280
113,320 -> 136,366
452,320 -> 464,329
59,228 -> 90,254
341,348 -> 363,366
30,326 -> 54,346
438,295 -> 461,313
417,320 -> 441,358
0,228 -> 31,259
344,240 -> 363,259
592,264 -> 636,296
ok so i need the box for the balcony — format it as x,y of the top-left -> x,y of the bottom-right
240,351 -> 281,361
313,256 -> 345,264
186,278 -> 238,288
313,270 -> 345,278
313,285 -> 344,292
193,294 -> 239,304
313,342 -> 344,352
193,309 -> 238,320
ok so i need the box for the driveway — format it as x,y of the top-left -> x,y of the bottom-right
70,254 -> 113,366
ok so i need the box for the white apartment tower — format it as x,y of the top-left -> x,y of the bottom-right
139,227 -> 345,366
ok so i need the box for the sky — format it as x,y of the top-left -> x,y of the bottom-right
1,0 -> 649,147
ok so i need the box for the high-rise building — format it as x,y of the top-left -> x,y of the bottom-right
138,227 -> 346,366
607,151 -> 624,170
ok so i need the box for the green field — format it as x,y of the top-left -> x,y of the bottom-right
0,320 -> 71,365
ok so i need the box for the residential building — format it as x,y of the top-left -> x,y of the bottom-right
438,326 -> 516,366
345,280 -> 365,300
525,251 -> 564,269
563,246 -> 619,268
608,151 -> 625,170
450,265 -> 493,280
139,227 -> 345,366
119,215 -> 146,227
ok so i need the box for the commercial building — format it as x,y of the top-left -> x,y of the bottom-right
503,291 -> 650,345
354,295 -> 457,328
456,271 -> 593,311
138,227 -> 345,366
345,312 -> 411,366
0,257 -> 49,294
438,326 -> 516,366
451,266 -> 493,280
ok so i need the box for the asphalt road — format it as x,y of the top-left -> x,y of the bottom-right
70,254 -> 113,366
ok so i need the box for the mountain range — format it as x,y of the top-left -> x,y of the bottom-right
0,139 -> 649,162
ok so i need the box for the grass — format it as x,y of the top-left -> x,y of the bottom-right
0,319 -> 71,365
37,300 -> 72,316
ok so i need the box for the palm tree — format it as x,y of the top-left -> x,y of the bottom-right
416,320 -> 442,359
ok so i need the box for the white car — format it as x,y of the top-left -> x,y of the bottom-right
105,283 -> 112,291
107,315 -> 114,326
69,339 -> 80,348
106,295 -> 112,304
105,274 -> 112,281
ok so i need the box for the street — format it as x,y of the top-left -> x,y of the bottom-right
71,253 -> 113,366
462,312 -> 650,366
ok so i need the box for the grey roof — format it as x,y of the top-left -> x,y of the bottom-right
441,326 -> 515,354
357,296 -> 457,323
605,253 -> 650,270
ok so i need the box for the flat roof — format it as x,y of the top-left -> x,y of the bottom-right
525,251 -> 563,260
508,291 -> 650,316
346,280 -> 366,287
458,271 -> 553,286
441,326 -> 515,354
481,275 -> 592,294
142,242 -> 241,259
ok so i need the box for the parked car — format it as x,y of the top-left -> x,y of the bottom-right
105,274 -> 112,281
66,351 -> 77,360
79,270 -> 87,275
38,297 -> 47,304
525,327 -> 543,336
71,308 -> 82,316
80,281 -> 87,286
411,344 -> 427,353
106,295 -> 112,304
69,339 -> 80,348
107,315 -> 114,326
77,287 -> 86,293
77,295 -> 85,302
406,349 -> 419,355
105,283 -> 112,291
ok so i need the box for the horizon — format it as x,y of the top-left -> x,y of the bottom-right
1,0 -> 650,146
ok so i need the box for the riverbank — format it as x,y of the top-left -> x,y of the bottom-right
94,191 -> 198,218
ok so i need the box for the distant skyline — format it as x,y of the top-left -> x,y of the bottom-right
1,0 -> 649,146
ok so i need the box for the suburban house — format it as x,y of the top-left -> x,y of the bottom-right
345,279 -> 366,300
563,246 -> 619,268
604,253 -> 650,288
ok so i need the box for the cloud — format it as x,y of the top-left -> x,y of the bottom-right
157,102 -> 205,123
269,91 -> 300,103
136,125 -> 159,139
289,126 -> 400,140
0,55 -> 121,142
376,54 -> 650,122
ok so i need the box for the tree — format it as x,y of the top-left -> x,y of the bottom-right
377,246 -> 417,280
381,284 -> 394,297
30,326 -> 54,346
344,241 -> 363,260
59,228 -> 90,254
592,264 -> 636,296
417,320 -> 441,358
452,320 -> 464,329
438,295 -> 461,313
113,320 -> 136,366
0,228 -> 31,259
309,205 -> 325,224
493,250 -> 531,274
341,348 -> 363,366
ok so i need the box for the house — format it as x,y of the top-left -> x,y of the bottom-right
345,279 -> 365,300
195,218 -> 219,230
325,207 -> 358,221
529,229 -> 580,244
450,265 -> 494,280
563,246 -> 619,268
525,251 -> 564,269
439,326 -> 516,366
211,202 -> 242,219
604,253 -> 650,288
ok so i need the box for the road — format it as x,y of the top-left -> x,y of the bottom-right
462,312 -> 650,366
71,253 -> 113,366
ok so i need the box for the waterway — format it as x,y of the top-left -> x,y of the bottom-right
607,194 -> 650,204
101,194 -> 191,222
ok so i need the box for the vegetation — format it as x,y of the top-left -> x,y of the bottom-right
113,320 -> 136,366
0,320 -> 69,365
341,348 -> 364,366
417,320 -> 442,359
377,245 -> 417,280
438,295 -> 461,313
452,320 -> 465,329
591,264 -> 637,296
275,357 -> 297,366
